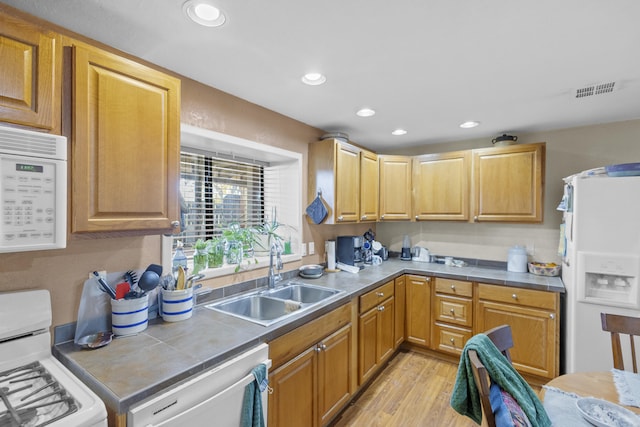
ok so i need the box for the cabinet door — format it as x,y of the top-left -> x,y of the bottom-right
269,347 -> 318,427
0,12 -> 60,131
359,150 -> 378,222
358,307 -> 378,384
72,43 -> 180,233
406,275 -> 431,347
394,275 -> 406,348
318,325 -> 352,426
476,300 -> 557,379
472,142 -> 545,223
334,142 -> 360,223
379,155 -> 412,221
378,296 -> 395,363
413,151 -> 470,221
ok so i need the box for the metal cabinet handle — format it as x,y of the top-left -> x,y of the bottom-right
450,285 -> 456,290
426,277 -> 431,282
361,215 -> 367,220
378,305 -> 385,311
376,292 -> 384,297
512,294 -> 518,300
474,216 -> 478,222
171,220 -> 180,228
415,215 -> 419,220
550,313 -> 555,319
337,216 -> 343,221
450,308 -> 455,314
315,346 -> 322,353
450,338 -> 455,343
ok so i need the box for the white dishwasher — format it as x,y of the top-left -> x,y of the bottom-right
129,343 -> 271,426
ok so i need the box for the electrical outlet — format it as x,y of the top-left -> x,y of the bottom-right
301,243 -> 307,256
308,242 -> 315,255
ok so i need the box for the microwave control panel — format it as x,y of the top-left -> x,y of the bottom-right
1,156 -> 61,250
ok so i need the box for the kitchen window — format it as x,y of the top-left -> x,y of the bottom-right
162,124 -> 302,278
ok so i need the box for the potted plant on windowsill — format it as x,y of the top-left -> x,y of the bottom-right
222,223 -> 259,272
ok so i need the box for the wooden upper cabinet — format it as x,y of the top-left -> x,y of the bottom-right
308,138 -> 365,224
472,142 -> 545,223
413,150 -> 470,221
0,11 -> 60,132
379,155 -> 412,221
359,149 -> 378,222
71,42 -> 181,233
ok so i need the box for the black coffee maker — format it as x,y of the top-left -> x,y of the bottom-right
336,235 -> 364,267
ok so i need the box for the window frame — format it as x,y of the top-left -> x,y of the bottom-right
162,124 -> 303,279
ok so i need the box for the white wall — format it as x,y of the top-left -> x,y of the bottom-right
376,118 -> 640,263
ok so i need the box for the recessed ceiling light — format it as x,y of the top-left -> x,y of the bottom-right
459,121 -> 480,129
392,129 -> 407,136
301,73 -> 326,86
183,1 -> 226,27
356,108 -> 376,117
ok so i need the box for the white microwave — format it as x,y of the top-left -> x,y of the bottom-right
0,124 -> 67,253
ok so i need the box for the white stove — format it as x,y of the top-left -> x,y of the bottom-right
0,290 -> 107,426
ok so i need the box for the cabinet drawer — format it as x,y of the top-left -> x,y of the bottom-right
360,280 -> 394,313
434,278 -> 472,297
477,283 -> 557,310
433,294 -> 472,327
432,323 -> 472,355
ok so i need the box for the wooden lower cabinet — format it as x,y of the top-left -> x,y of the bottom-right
476,283 -> 559,379
430,278 -> 473,355
405,275 -> 431,347
268,305 -> 352,427
394,275 -> 406,348
358,281 -> 395,385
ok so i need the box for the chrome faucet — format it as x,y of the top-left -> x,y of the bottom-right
268,240 -> 283,289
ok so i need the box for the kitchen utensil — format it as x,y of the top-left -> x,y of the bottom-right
185,273 -> 205,289
176,265 -> 186,290
160,274 -> 176,290
76,331 -> 113,349
93,271 -> 116,299
138,270 -> 160,294
146,263 -> 163,276
124,270 -> 138,287
115,282 -> 131,300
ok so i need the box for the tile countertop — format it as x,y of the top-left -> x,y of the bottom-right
52,258 -> 564,415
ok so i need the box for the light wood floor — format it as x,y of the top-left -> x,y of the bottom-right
330,350 -> 541,427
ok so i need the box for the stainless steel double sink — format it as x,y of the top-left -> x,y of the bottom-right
205,281 -> 344,326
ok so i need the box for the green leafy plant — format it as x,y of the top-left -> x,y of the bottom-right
192,238 -> 208,274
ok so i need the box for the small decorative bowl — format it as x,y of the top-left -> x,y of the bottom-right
528,262 -> 561,277
299,264 -> 324,279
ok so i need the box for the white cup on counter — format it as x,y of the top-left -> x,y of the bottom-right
159,287 -> 194,322
111,295 -> 149,336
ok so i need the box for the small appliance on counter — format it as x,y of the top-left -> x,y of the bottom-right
401,235 -> 412,261
412,247 -> 430,262
337,235 -> 364,267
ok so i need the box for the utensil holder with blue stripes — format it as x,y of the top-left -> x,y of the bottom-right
111,294 -> 149,336
160,288 -> 193,322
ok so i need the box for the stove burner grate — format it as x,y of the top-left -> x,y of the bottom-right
0,361 -> 78,426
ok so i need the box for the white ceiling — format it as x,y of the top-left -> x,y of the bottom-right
4,0 -> 640,151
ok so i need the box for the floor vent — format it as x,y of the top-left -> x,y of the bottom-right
575,81 -> 616,98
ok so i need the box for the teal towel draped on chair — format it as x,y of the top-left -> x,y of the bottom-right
450,333 -> 551,427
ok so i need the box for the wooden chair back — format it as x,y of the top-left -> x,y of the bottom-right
468,325 -> 514,427
600,312 -> 640,373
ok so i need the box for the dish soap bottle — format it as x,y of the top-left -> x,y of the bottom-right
172,240 -> 188,277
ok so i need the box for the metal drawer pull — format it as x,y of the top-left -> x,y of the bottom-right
337,216 -> 343,221
512,294 -> 517,300
550,313 -> 555,319
378,305 -> 385,311
361,215 -> 367,220
450,285 -> 456,290
376,292 -> 384,297
450,338 -> 455,343
450,308 -> 455,314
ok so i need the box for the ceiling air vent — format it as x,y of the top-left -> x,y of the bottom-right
575,81 -> 616,98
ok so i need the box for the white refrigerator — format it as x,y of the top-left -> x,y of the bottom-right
562,175 -> 640,373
